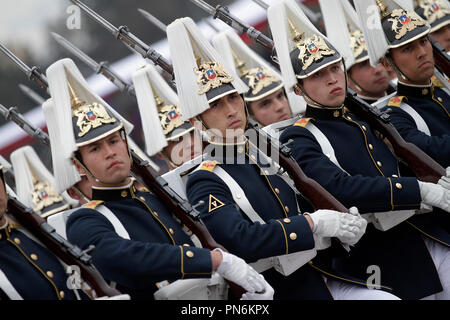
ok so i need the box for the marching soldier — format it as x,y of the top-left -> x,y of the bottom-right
356,0 -> 450,168
43,58 -> 273,300
270,0 -> 450,299
167,16 -> 403,300
414,0 -> 450,52
211,29 -> 301,125
318,0 -> 391,104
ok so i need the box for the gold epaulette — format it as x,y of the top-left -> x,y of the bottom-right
431,75 -> 448,88
293,117 -> 312,127
387,96 -> 405,107
199,160 -> 218,172
83,200 -> 104,209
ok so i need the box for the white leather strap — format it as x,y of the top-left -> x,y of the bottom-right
0,269 -> 23,300
398,102 -> 431,136
96,205 -> 131,240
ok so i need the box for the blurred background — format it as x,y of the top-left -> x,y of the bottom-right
0,0 -> 320,176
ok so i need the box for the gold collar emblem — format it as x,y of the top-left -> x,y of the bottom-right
349,30 -> 367,59
418,0 -> 450,24
73,102 -> 117,137
294,35 -> 336,71
194,61 -> 234,95
31,181 -> 64,212
245,67 -> 280,95
388,9 -> 427,40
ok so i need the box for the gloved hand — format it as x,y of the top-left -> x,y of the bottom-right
336,207 -> 367,246
240,285 -> 274,300
214,248 -> 273,299
438,167 -> 450,190
308,209 -> 365,240
419,181 -> 450,213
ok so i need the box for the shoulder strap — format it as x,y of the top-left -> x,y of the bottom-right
398,103 -> 431,136
0,269 -> 23,300
95,205 -> 130,240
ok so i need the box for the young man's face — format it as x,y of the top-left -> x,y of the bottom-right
388,36 -> 435,84
76,131 -> 132,187
199,92 -> 247,142
348,60 -> 390,98
247,88 -> 292,126
297,62 -> 347,107
162,130 -> 203,167
431,24 -> 450,52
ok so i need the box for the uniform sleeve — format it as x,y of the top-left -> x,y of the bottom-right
186,170 -> 315,263
382,106 -> 450,168
66,208 -> 212,290
280,126 -> 422,214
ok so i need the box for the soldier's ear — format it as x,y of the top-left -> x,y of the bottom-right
72,158 -> 87,176
66,187 -> 81,201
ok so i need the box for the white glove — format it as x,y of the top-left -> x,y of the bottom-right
438,167 -> 450,190
336,207 -> 367,246
240,285 -> 274,300
419,181 -> 450,213
308,209 -> 365,239
214,248 -> 273,299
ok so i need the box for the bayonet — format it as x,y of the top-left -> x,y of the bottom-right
189,0 -> 274,51
18,84 -> 47,105
0,43 -> 48,92
51,32 -> 136,96
138,8 -> 167,33
0,103 -> 50,146
70,0 -> 173,76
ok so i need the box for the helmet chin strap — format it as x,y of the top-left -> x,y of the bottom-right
384,55 -> 409,82
294,60 -> 348,110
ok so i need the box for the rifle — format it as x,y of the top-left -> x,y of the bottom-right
429,34 -> 450,77
193,5 -> 445,182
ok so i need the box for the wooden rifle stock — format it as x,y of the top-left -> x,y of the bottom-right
430,35 -> 450,76
6,195 -> 121,298
345,91 -> 445,183
129,151 -> 246,297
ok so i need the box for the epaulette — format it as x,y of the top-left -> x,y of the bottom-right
387,96 -> 405,107
198,160 -> 218,172
293,117 -> 312,127
431,75 -> 448,88
83,200 -> 104,209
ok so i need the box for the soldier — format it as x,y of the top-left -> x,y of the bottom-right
166,16 -> 404,300
0,160 -> 86,300
414,0 -> 450,52
356,0 -> 450,167
132,64 -> 203,169
43,58 -> 273,300
318,0 -> 391,104
211,29 -> 302,125
270,0 -> 450,300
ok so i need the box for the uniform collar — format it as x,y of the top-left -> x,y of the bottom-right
357,93 -> 386,104
305,104 -> 345,120
91,178 -> 138,202
397,80 -> 433,98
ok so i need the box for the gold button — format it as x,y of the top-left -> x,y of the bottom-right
347,116 -> 352,120
169,228 -> 174,235
121,190 -> 128,197
30,254 -> 38,261
362,125 -> 367,131
250,154 -> 256,161
59,291 -> 65,299
395,183 -> 403,189
289,233 -> 297,240
183,243 -> 190,247
283,218 -> 291,223
237,146 -> 244,153
186,250 -> 194,258
236,194 -> 242,199
275,188 -> 280,194
333,110 -> 340,117
0,233 -> 2,240
14,237 -> 21,245
392,174 -> 399,178
264,170 -> 270,175
422,88 -> 428,95
153,211 -> 158,217
438,97 -> 443,102
285,206 -> 289,213
46,271 -> 54,278
369,144 -> 374,150
377,161 -> 382,167
139,196 -> 145,201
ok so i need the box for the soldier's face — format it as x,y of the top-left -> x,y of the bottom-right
390,36 -> 435,84
431,25 -> 450,52
162,131 -> 203,167
200,92 -> 247,142
77,131 -> 132,187
248,88 -> 292,126
298,62 -> 346,107
348,60 -> 390,98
